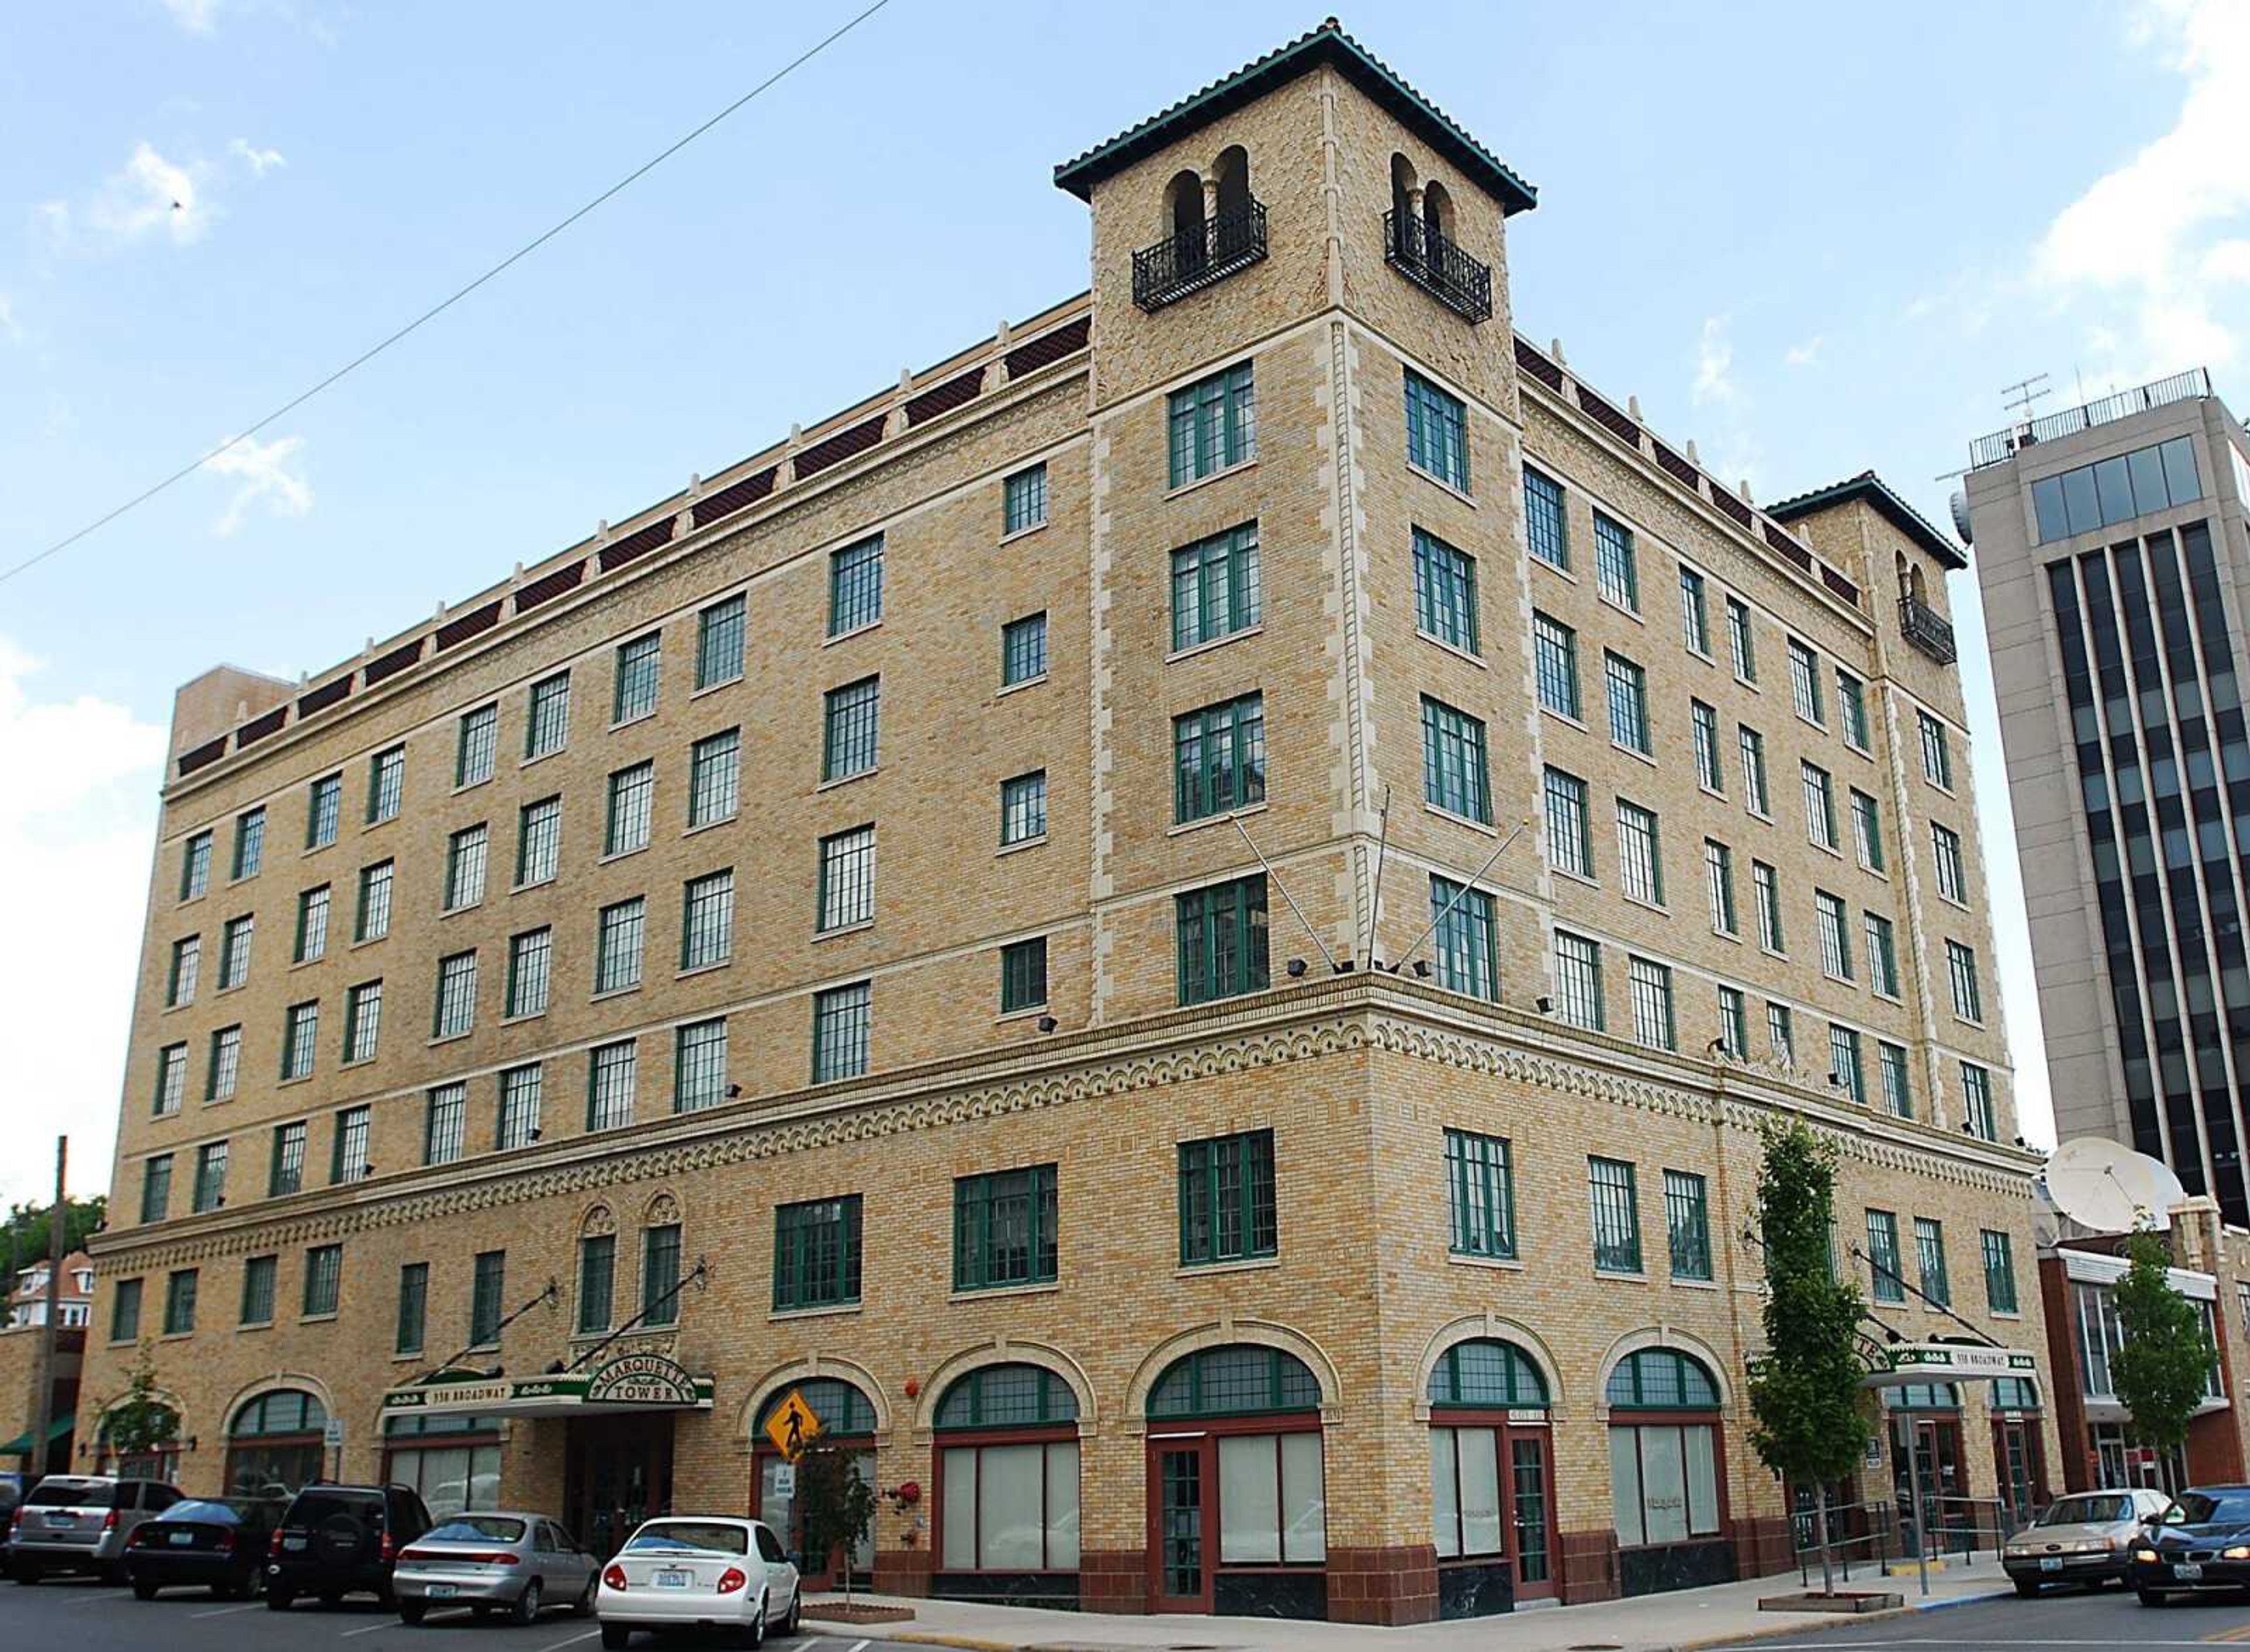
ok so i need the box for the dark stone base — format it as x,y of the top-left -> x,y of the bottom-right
1620,1538 -> 1737,1598
1325,1544 -> 1436,1625
1079,1547 -> 1147,1615
1737,1514 -> 1799,1579
1760,1590 -> 1903,1613
930,1570 -> 1080,1610
871,1548 -> 931,1598
1438,1559 -> 1515,1620
1215,1571 -> 1327,1620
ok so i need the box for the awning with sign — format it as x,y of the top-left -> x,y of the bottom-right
381,1353 -> 713,1421
1859,1343 -> 2037,1386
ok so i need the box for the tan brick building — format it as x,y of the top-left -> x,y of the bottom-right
81,22 -> 2046,1624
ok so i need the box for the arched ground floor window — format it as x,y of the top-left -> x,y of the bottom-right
753,1378 -> 877,1584
1428,1338 -> 1556,1616
226,1390 -> 327,1500
1606,1349 -> 1733,1596
383,1414 -> 503,1520
96,1407 -> 180,1483
1146,1345 -> 1325,1618
932,1364 -> 1079,1606
1988,1377 -> 2048,1529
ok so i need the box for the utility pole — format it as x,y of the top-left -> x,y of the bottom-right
25,1137 -> 66,1479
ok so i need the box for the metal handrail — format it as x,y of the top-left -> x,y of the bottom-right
1792,1497 -> 1894,1587
1131,200 -> 1268,311
1968,367 -> 2212,469
1383,209 -> 1494,323
1900,593 -> 1957,665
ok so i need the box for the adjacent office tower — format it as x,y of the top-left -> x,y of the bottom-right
1967,373 -> 2250,1219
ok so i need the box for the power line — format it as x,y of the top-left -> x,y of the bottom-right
0,0 -> 899,590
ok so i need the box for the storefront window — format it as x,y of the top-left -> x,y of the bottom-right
1606,1350 -> 1723,1549
1428,1339 -> 1553,1592
383,1414 -> 503,1517
934,1364 -> 1080,1575
227,1389 -> 328,1499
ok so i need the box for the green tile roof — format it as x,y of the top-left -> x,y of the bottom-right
1054,18 -> 1538,214
1768,470 -> 1969,571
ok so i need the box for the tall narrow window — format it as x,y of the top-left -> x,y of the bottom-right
822,677 -> 881,781
1169,363 -> 1257,487
1003,463 -> 1049,535
595,897 -> 646,994
1174,693 -> 1266,822
1523,467 -> 1567,569
1829,1026 -> 1865,1104
140,1154 -> 173,1223
1836,670 -> 1869,750
425,1083 -> 466,1166
577,1234 -> 616,1335
356,859 -> 393,942
1588,1157 -> 1641,1274
605,762 -> 654,856
1605,653 -> 1650,755
697,594 -> 746,688
1802,762 -> 1837,850
1788,639 -> 1825,724
1421,697 -> 1491,822
270,1122 -> 306,1197
813,982 -> 873,1083
1717,985 -> 1748,1057
1704,840 -> 1737,934
674,1018 -> 727,1112
588,1042 -> 637,1131
1532,612 -> 1579,718
506,928 -> 552,1018
1000,771 -> 1049,846
1864,913 -> 1899,997
1664,1170 -> 1711,1281
240,1255 -> 276,1326
1692,701 -> 1722,793
308,772 -> 343,845
1962,1063 -> 1997,1140
434,950 -> 478,1038
168,936 -> 200,1007
1170,524 -> 1261,650
680,870 -> 735,970
343,979 -> 382,1063
497,1064 -> 542,1151
1593,511 -> 1638,610
332,1105 -> 371,1184
1628,957 -> 1675,1051
1413,528 -> 1479,654
516,796 -> 562,886
525,671 -> 572,759
445,824 -> 489,910
1726,596 -> 1757,681
1850,790 -> 1885,872
281,1001 -> 318,1081
395,1264 -> 428,1354
182,830 -> 213,901
1867,1209 -> 1904,1303
1982,1230 -> 2019,1314
455,706 -> 497,788
1002,613 -> 1048,686
1946,941 -> 1984,1022
1445,1129 -> 1515,1258
1815,892 -> 1852,981
368,745 -> 405,823
1001,937 -> 1048,1013
1178,1130 -> 1277,1267
1753,861 -> 1784,952
828,535 -> 885,636
219,914 -> 254,989
112,1278 -> 144,1342
192,1141 -> 229,1213
1878,1040 -> 1912,1118
818,825 -> 877,931
1932,823 -> 1968,904
206,1025 -> 241,1103
1914,1217 -> 1951,1306
1544,768 -> 1593,878
1175,875 -> 1269,1005
953,1164 -> 1059,1290
294,886 -> 329,963
1430,875 -> 1497,1001
1404,369 -> 1468,491
1616,800 -> 1663,905
1767,1002 -> 1794,1064
1553,931 -> 1604,1030
163,1269 -> 199,1336
613,632 -> 662,723
642,1223 -> 683,1327
688,729 -> 741,828
1679,566 -> 1710,654
232,807 -> 265,880
1738,725 -> 1770,814
1918,711 -> 1953,789
469,1251 -> 506,1347
154,1045 -> 187,1115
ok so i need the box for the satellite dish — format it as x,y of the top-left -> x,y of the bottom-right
2043,1137 -> 2188,1233
1949,490 -> 1975,546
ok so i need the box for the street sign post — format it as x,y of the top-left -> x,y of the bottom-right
764,1389 -> 824,1462
325,1417 -> 346,1477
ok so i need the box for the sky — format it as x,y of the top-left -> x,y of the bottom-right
2,0 -> 2246,1206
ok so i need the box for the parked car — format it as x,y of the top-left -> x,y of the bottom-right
2132,1483 -> 2250,1604
124,1498 -> 281,1600
265,1483 -> 432,1610
2004,1487 -> 2171,1594
393,1512 -> 597,1624
595,1517 -> 800,1648
9,1475 -> 183,1583
0,1473 -> 25,1571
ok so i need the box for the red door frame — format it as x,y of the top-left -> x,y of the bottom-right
1428,1412 -> 1560,1601
929,1425 -> 1079,1583
1143,1412 -> 1323,1613
1989,1414 -> 2047,1525
1608,1409 -> 1732,1558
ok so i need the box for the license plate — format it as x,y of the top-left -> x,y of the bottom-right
2176,1562 -> 2204,1580
654,1570 -> 691,1589
283,1537 -> 308,1551
48,1514 -> 74,1525
169,1531 -> 196,1547
425,1585 -> 457,1599
2039,1557 -> 2063,1571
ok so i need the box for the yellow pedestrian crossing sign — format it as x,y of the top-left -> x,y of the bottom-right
765,1388 -> 823,1462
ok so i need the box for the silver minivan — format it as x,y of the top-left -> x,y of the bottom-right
9,1476 -> 185,1583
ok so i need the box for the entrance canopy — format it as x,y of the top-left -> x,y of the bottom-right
382,1353 -> 713,1422
1861,1342 -> 2036,1388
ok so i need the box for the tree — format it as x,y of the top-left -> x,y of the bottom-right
1,1195 -> 105,1280
101,1344 -> 180,1466
2113,1225 -> 2212,1486
793,1442 -> 875,1606
1746,1119 -> 1873,1595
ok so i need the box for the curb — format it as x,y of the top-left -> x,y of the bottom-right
1673,1586 -> 2012,1650
890,1636 -> 1021,1651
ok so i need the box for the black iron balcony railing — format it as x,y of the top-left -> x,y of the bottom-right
1901,593 -> 1958,665
1132,200 -> 1269,312
1384,209 -> 1493,323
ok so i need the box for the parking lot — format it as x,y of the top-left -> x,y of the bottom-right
0,1576 -> 918,1652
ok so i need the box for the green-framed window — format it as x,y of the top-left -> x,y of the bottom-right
1617,798 -> 1663,905
813,981 -> 872,1083
1170,523 -> 1260,651
935,1363 -> 1078,1429
1000,770 -> 1047,846
497,1063 -> 542,1151
613,632 -> 662,723
1168,362 -> 1256,487
434,950 -> 478,1038
773,1195 -> 862,1312
1866,1209 -> 1905,1303
1444,1129 -> 1514,1260
1693,701 -> 1723,793
294,886 -> 329,964
674,1018 -> 727,1111
1836,669 -> 1869,749
1866,912 -> 1899,997
240,1254 -> 276,1326
343,978 -> 383,1061
1962,1063 -> 1997,1141
1878,1039 -> 1912,1118
828,534 -> 884,636
577,1234 -> 615,1335
1788,639 -> 1825,724
680,869 -> 734,969
1002,612 -> 1048,686
1430,875 -> 1497,1001
595,897 -> 645,993
207,1025 -> 241,1102
1553,930 -> 1604,1030
1918,710 -> 1952,789
219,913 -> 253,989
269,1122 -> 306,1197
308,772 -> 343,845
1545,767 -> 1592,878
1627,956 -> 1675,1052
395,1263 -> 427,1354
697,594 -> 746,689
953,1163 -> 1058,1292
587,1040 -> 637,1131
1605,1349 -> 1720,1409
1727,595 -> 1758,681
1851,789 -> 1885,872
822,676 -> 880,781
517,795 -> 562,886
1421,695 -> 1490,822
1947,940 -> 1984,1022
281,1000 -> 318,1081
1178,1129 -> 1276,1267
231,806 -> 265,880
525,671 -> 571,759
455,706 -> 496,789
1664,1169 -> 1712,1281
1003,463 -> 1048,535
1405,368 -> 1468,491
111,1277 -> 143,1342
1532,610 -> 1578,718
1830,1024 -> 1865,1104
1704,839 -> 1737,934
367,745 -> 405,823
1175,874 -> 1269,1006
688,729 -> 741,828
1174,692 -> 1266,823
1588,1156 -> 1641,1274
355,859 -> 393,942
1605,652 -> 1651,754
1679,565 -> 1710,653
445,823 -> 488,910
1933,822 -> 1968,904
162,1268 -> 197,1336
1413,527 -> 1479,654
1147,1345 -> 1320,1419
425,1082 -> 466,1165
303,1243 -> 342,1317
1593,510 -> 1638,610
154,1044 -> 186,1116
1717,985 -> 1748,1057
817,825 -> 876,932
1523,467 -> 1567,568
469,1250 -> 506,1346
332,1105 -> 370,1185
1915,1216 -> 1951,1306
1429,1339 -> 1547,1409
140,1153 -> 173,1223
605,763 -> 654,856
1981,1228 -> 2019,1315
1001,936 -> 1047,1013
181,830 -> 212,901
642,1222 -> 683,1327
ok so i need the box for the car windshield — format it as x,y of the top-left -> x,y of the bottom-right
163,1501 -> 243,1524
425,1517 -> 526,1544
2164,1492 -> 2250,1525
624,1521 -> 748,1556
2039,1495 -> 2133,1525
26,1480 -> 119,1508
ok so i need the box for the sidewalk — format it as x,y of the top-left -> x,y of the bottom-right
809,1558 -> 2012,1651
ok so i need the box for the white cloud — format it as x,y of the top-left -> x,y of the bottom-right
0,640 -> 166,1206
229,137 -> 285,176
160,0 -> 219,33
204,432 -> 313,535
1784,336 -> 1822,368
86,142 -> 210,245
1692,314 -> 1738,407
2033,0 -> 2250,373
0,294 -> 20,344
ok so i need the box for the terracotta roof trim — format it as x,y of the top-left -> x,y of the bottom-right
1767,470 -> 1969,571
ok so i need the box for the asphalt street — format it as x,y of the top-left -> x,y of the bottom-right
0,1575 -> 921,1652
1704,1581 -> 2250,1650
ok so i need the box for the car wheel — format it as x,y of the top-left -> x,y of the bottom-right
600,1624 -> 631,1650
2013,1576 -> 2040,1598
132,1581 -> 159,1601
398,1600 -> 427,1625
512,1580 -> 543,1626
782,1590 -> 801,1637
11,1560 -> 36,1586
266,1589 -> 293,1612
2139,1587 -> 2171,1607
572,1576 -> 596,1618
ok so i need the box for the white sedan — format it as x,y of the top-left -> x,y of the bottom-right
596,1516 -> 801,1647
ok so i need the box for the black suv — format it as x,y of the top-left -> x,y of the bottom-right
266,1484 -> 432,1610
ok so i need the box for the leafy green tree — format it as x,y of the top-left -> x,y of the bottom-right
101,1344 -> 180,1464
1,1196 -> 105,1280
794,1442 -> 875,1605
2113,1225 -> 2212,1486
1746,1119 -> 1873,1594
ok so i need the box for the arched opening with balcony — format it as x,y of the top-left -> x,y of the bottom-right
930,1362 -> 1081,1607
1604,1347 -> 1733,1596
1427,1338 -> 1557,1616
1145,1344 -> 1326,1618
226,1388 -> 328,1499
1165,169 -> 1206,276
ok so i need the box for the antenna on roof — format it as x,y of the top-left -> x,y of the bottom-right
2001,373 -> 2051,429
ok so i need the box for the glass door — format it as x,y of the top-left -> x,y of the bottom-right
1151,1442 -> 1211,1612
1509,1433 -> 1553,1598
